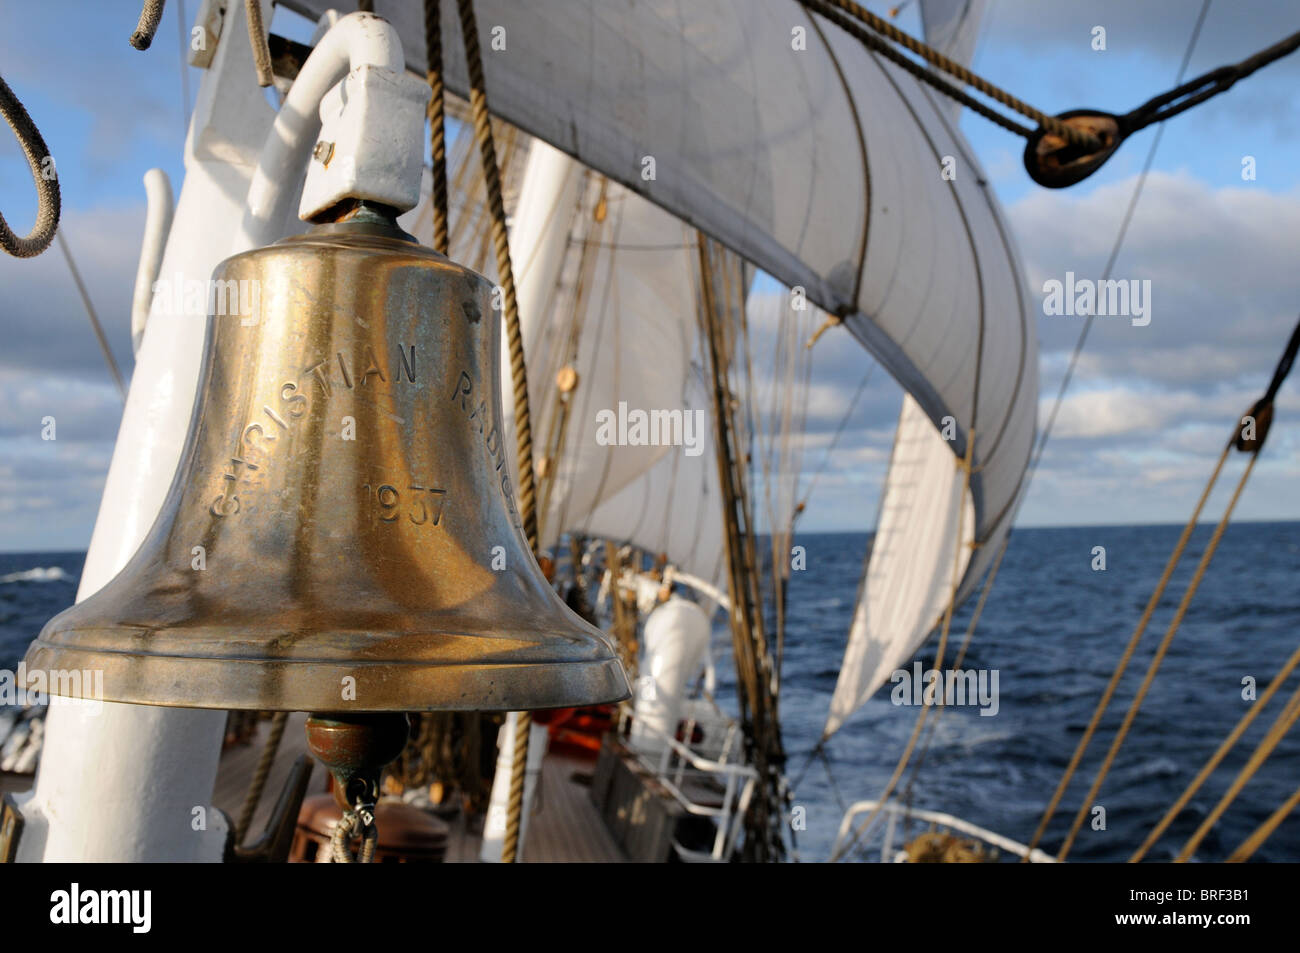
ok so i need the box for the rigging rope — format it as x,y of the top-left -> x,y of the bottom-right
1034,313 -> 1299,861
1029,0 -> 1210,485
243,0 -> 275,88
0,74 -> 61,259
1054,452 -> 1258,861
1131,637 -> 1300,861
233,711 -> 288,844
57,233 -> 128,401
423,0 -> 450,256
1022,453 -> 1229,858
900,538 -> 1009,806
1227,780 -> 1300,863
797,364 -> 874,513
176,0 -> 191,134
455,0 -> 539,864
1015,0 -> 1213,856
129,0 -> 166,50
1176,678 -> 1300,861
803,0 -> 1300,186
800,0 -> 1097,150
812,0 -> 1217,857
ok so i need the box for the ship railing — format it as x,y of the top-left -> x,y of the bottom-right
831,800 -> 1057,863
630,724 -> 757,863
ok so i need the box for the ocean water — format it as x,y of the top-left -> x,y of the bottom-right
2,522 -> 1298,863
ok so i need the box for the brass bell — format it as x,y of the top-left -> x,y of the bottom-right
25,210 -> 629,714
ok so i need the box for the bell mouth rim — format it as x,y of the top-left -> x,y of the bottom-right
21,641 -> 630,713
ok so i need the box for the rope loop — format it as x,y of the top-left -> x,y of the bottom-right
0,74 -> 61,259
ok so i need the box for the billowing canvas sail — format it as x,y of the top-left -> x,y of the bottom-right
580,368 -> 726,591
502,140 -> 705,553
823,394 -> 975,738
822,0 -> 1029,735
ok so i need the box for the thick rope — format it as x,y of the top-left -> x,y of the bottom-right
129,0 -> 167,50
1175,679 -> 1300,862
801,0 -> 1044,143
0,74 -> 61,259
809,0 -> 1300,165
1023,443 -> 1231,857
1055,453 -> 1259,861
244,0 -> 274,88
1131,638 -> 1300,861
456,0 -> 538,554
1227,781 -> 1300,863
233,711 -> 288,844
456,0 -> 539,864
423,0 -> 450,256
1124,28 -> 1300,136
329,810 -> 355,862
801,0 -> 1098,150
358,822 -> 379,863
501,711 -> 531,862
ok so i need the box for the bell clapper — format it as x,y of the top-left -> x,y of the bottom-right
304,713 -> 411,863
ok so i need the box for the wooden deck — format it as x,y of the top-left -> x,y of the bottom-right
522,751 -> 625,863
213,715 -> 626,863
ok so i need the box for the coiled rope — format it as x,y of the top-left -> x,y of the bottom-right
0,74 -> 61,258
456,0 -> 540,864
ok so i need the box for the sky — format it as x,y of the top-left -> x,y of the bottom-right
1,0 -> 1299,551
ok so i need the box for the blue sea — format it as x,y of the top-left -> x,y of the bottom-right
3,522 -> 1298,862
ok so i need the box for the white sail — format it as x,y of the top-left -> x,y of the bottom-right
579,367 -> 726,590
426,133 -> 721,586
824,394 -> 975,738
506,145 -> 703,550
823,0 -> 1028,736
